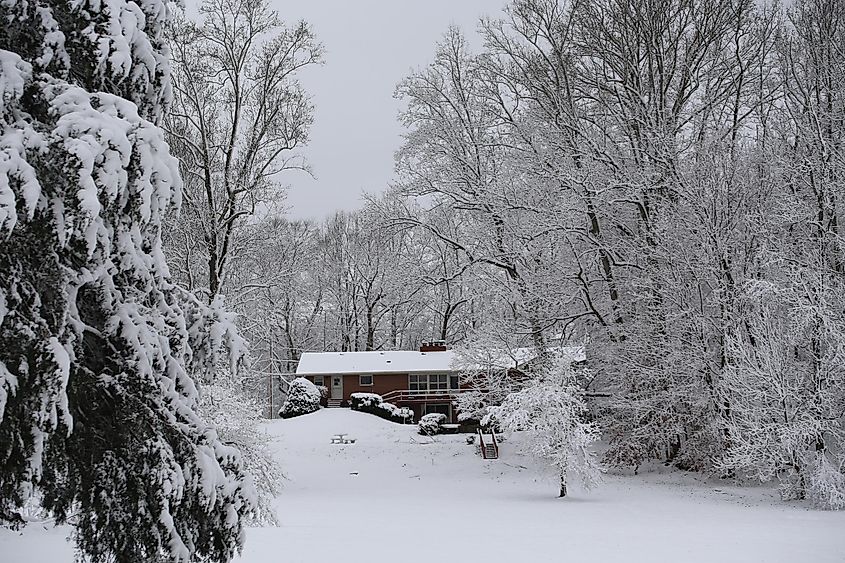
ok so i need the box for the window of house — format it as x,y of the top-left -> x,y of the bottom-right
314,376 -> 324,386
430,374 -> 448,391
409,374 -> 424,394
409,374 -> 456,394
360,374 -> 373,386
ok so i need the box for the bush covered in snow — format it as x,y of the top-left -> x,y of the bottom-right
279,378 -> 322,418
350,392 -> 383,410
350,393 -> 414,423
200,382 -> 282,525
378,402 -> 414,423
418,413 -> 448,436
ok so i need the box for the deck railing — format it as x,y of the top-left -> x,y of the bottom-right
478,429 -> 499,459
380,388 -> 470,403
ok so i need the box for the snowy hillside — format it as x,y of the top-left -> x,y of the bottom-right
3,408 -> 844,562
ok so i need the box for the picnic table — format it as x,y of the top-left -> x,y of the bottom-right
331,433 -> 356,444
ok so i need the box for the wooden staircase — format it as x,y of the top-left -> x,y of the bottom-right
327,399 -> 343,408
478,430 -> 499,460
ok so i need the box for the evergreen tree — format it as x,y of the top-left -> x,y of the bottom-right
0,0 -> 256,560
279,377 -> 321,419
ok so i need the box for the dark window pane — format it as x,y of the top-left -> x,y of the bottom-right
409,374 -> 424,393
429,374 -> 447,390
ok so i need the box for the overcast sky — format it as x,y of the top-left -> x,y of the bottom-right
269,0 -> 508,220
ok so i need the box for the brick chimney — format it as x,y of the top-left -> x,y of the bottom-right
419,340 -> 448,352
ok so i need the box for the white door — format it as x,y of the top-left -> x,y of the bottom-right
331,376 -> 343,399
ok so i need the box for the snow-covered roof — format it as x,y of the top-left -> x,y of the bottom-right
296,345 -> 586,376
296,350 -> 456,376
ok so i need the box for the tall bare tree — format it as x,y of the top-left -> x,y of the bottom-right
164,0 -> 322,298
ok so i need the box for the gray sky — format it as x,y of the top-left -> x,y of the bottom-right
271,0 -> 508,220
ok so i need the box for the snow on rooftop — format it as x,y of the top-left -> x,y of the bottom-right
296,350 -> 456,376
296,345 -> 586,376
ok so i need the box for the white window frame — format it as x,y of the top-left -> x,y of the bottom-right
429,373 -> 448,391
359,374 -> 373,386
409,373 -> 455,394
409,374 -> 426,394
314,375 -> 325,386
409,374 -> 424,394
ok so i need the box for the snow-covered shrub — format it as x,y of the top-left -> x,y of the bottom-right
390,405 -> 414,423
377,402 -> 397,416
279,378 -> 321,418
378,402 -> 414,423
200,383 -> 282,525
418,413 -> 448,436
351,393 -> 414,423
807,455 -> 845,510
350,392 -> 383,410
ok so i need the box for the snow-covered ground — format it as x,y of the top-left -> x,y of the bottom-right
3,408 -> 845,562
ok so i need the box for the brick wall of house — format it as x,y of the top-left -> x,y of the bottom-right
299,374 -> 412,401
342,373 -> 410,400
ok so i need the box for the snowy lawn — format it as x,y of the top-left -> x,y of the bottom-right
3,408 -> 844,562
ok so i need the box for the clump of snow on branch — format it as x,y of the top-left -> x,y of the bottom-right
199,383 -> 282,525
181,291 -> 247,380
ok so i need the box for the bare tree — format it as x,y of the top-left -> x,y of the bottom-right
164,0 -> 322,298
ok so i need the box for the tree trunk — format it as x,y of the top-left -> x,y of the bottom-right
559,470 -> 567,498
366,305 -> 375,351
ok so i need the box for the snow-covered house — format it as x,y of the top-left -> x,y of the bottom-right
295,341 -> 464,421
295,341 -> 586,423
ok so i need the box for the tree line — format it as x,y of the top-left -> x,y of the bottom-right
162,0 -> 845,508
